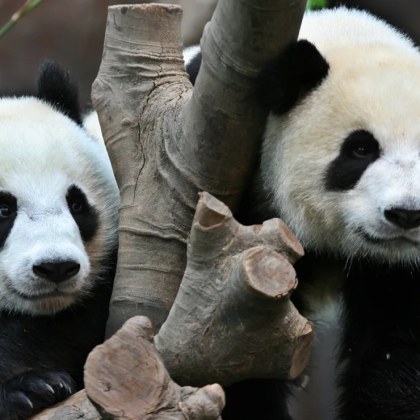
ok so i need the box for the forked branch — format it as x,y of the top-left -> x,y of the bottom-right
156,193 -> 311,386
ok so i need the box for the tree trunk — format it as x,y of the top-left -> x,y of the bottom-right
92,0 -> 307,336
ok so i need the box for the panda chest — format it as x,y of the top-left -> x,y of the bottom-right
288,254 -> 345,419
292,253 -> 344,319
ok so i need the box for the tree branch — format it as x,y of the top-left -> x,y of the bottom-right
155,193 -> 311,386
182,0 -> 307,205
93,0 -> 306,337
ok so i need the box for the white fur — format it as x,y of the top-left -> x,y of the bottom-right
83,110 -> 104,142
183,45 -> 201,65
0,97 -> 119,314
261,8 -> 420,264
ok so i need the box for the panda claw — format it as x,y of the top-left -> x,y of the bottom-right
0,370 -> 76,418
21,395 -> 34,409
44,383 -> 55,394
64,383 -> 73,394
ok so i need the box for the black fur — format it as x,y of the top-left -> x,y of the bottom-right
294,252 -> 420,420
0,253 -> 116,419
325,130 -> 380,191
185,51 -> 202,85
257,40 -> 329,115
223,379 -> 292,420
0,192 -> 17,248
37,60 -> 82,126
184,41 -> 329,117
66,185 -> 99,242
338,258 -> 420,420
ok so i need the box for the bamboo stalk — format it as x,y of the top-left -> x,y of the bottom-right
0,0 -> 45,39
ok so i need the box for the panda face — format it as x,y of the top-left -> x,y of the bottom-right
261,13 -> 420,264
0,97 -> 119,315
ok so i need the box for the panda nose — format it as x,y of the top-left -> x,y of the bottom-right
384,208 -> 420,230
33,260 -> 80,283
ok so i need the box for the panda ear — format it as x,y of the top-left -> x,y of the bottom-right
37,60 -> 82,125
258,40 -> 329,115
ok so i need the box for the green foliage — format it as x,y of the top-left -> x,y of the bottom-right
306,0 -> 328,9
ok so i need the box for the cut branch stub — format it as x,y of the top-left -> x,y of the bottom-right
155,192 -> 311,386
84,316 -> 225,419
32,316 -> 225,420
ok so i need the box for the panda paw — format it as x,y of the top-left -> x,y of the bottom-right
0,370 -> 76,419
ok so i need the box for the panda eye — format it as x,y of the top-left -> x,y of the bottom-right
325,130 -> 381,191
345,130 -> 380,160
66,185 -> 88,215
66,185 -> 98,242
0,204 -> 12,218
0,192 -> 17,220
70,200 -> 84,213
351,144 -> 375,159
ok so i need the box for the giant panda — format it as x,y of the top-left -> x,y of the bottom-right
186,7 -> 420,420
0,61 -> 119,419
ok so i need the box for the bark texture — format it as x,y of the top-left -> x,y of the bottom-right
92,3 -> 190,334
92,0 -> 307,337
32,316 -> 225,420
155,192 -> 312,386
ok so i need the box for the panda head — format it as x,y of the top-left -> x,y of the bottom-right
259,8 -> 420,264
0,61 -> 119,315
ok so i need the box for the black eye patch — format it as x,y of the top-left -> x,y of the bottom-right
66,185 -> 98,242
324,130 -> 380,191
0,191 -> 17,248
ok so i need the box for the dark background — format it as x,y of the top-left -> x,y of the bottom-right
0,0 -> 417,108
